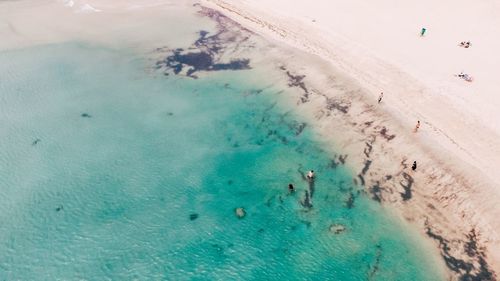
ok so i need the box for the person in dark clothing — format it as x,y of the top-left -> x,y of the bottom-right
412,161 -> 417,171
288,183 -> 295,192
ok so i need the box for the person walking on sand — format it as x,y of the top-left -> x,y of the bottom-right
420,27 -> 426,36
378,92 -> 384,104
412,161 -> 417,171
414,120 -> 421,132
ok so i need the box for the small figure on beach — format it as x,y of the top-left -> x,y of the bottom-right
378,92 -> 384,103
307,170 -> 315,180
457,72 -> 474,82
414,120 -> 421,132
420,27 -> 427,36
459,41 -> 471,48
412,161 -> 417,171
288,183 -> 295,192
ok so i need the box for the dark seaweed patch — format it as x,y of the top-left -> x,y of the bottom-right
156,8 -> 252,78
329,224 -> 347,234
329,154 -> 348,169
162,50 -> 250,77
368,244 -> 382,279
289,121 -> 307,136
287,72 -> 308,93
368,182 -> 383,202
339,154 -> 348,164
345,192 -> 355,208
361,160 -> 372,175
326,97 -> 351,114
425,226 -> 496,281
399,172 -> 414,201
301,190 -> 313,209
329,159 -> 339,169
357,174 -> 365,186
379,126 -> 396,141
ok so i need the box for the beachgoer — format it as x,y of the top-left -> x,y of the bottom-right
420,27 -> 426,36
378,92 -> 384,103
307,170 -> 315,179
288,183 -> 295,192
415,120 -> 421,131
412,161 -> 417,171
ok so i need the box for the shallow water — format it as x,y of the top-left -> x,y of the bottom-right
0,39 -> 446,280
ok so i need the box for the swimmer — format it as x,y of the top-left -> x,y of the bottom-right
307,170 -> 315,179
288,183 -> 295,192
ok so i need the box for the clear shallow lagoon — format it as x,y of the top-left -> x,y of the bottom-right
0,43 -> 445,280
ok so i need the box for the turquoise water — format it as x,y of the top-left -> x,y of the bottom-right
0,43 -> 445,280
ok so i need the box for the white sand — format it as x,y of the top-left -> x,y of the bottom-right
201,0 -> 500,276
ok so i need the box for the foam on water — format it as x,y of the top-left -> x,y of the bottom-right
0,43 -> 446,280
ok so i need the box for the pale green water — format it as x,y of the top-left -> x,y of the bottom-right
0,43 -> 446,280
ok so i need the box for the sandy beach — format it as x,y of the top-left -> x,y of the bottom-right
200,0 -> 500,278
1,0 -> 499,279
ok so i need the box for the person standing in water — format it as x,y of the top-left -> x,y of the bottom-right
307,170 -> 315,180
288,183 -> 295,192
420,27 -> 427,36
412,161 -> 417,171
378,92 -> 384,103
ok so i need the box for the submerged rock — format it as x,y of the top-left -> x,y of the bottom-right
329,223 -> 346,234
189,213 -> 199,221
235,207 -> 246,219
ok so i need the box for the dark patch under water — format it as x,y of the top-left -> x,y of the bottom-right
162,49 -> 250,77
368,244 -> 383,280
345,191 -> 355,208
368,182 -> 383,203
156,7 -> 253,78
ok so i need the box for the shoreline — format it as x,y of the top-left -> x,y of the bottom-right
1,0 -> 498,279
200,0 -> 500,279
